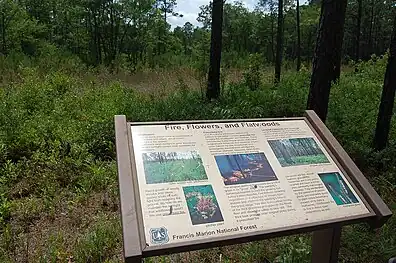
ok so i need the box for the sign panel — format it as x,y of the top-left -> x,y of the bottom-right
130,120 -> 370,247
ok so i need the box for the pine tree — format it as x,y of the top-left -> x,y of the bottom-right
296,0 -> 301,71
307,0 -> 348,121
207,0 -> 224,100
373,15 -> 396,151
355,0 -> 362,61
274,0 -> 284,83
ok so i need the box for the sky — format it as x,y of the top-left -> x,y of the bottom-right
169,0 -> 308,29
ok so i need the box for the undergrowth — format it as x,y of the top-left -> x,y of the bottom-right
0,56 -> 395,262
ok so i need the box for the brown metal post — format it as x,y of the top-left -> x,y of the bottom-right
311,226 -> 341,263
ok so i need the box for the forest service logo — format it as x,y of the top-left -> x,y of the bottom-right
150,227 -> 169,244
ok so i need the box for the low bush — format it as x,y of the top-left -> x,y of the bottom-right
0,56 -> 395,262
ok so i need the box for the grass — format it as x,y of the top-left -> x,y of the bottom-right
144,159 -> 207,184
0,55 -> 395,262
278,154 -> 329,167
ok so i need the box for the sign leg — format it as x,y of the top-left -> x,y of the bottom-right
126,256 -> 142,263
311,226 -> 341,263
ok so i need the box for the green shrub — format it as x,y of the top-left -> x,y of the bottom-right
74,214 -> 121,263
243,54 -> 263,90
0,56 -> 395,262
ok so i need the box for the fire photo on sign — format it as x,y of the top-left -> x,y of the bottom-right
319,172 -> 359,205
183,185 -> 224,225
142,151 -> 208,184
268,137 -> 330,167
215,153 -> 277,185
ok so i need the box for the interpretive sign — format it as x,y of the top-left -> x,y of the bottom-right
115,111 -> 391,263
131,119 -> 369,246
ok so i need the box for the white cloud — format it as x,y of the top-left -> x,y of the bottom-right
169,0 -> 208,28
169,0 -> 308,29
168,12 -> 199,28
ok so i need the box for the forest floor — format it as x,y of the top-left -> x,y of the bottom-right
0,58 -> 395,263
75,67 -> 245,94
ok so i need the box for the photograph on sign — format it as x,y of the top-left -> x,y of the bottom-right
319,172 -> 359,205
268,137 -> 330,167
215,153 -> 277,185
142,151 -> 207,184
183,185 -> 224,225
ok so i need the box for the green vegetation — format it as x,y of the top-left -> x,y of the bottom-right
0,0 -> 394,73
0,0 -> 395,261
269,137 -> 330,167
143,157 -> 207,184
0,55 -> 394,262
277,155 -> 329,167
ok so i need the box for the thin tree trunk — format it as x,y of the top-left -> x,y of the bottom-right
307,30 -> 313,61
1,12 -> 6,55
164,0 -> 167,23
368,0 -> 375,56
86,11 -> 92,64
93,13 -> 100,65
355,0 -> 362,61
98,32 -> 102,64
307,0 -> 348,122
163,0 -> 167,54
207,0 -> 224,100
373,16 -> 379,55
296,0 -> 301,71
373,16 -> 396,151
275,0 -> 284,84
270,3 -> 275,63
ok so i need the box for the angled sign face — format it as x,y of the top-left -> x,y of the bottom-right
115,112 -> 390,263
129,119 -> 371,247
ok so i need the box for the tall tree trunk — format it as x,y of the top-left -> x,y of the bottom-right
373,16 -> 396,151
207,0 -> 224,100
368,0 -> 375,57
355,0 -> 362,61
307,0 -> 348,122
93,14 -> 98,64
373,15 -> 380,55
163,0 -> 167,54
307,30 -> 313,61
164,0 -> 167,23
97,31 -> 102,64
1,12 -> 6,55
275,0 -> 284,83
270,3 -> 275,63
296,0 -> 301,71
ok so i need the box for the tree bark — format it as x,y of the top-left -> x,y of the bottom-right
207,0 -> 224,100
373,16 -> 396,151
368,0 -> 375,57
275,0 -> 284,83
164,0 -> 167,23
270,2 -> 275,63
355,0 -> 362,61
307,0 -> 348,122
1,12 -> 6,55
296,0 -> 301,71
93,13 -> 101,65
